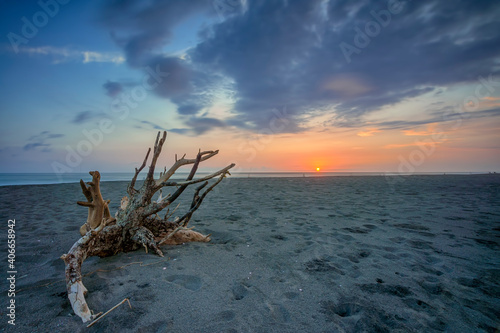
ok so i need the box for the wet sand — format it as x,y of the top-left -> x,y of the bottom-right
0,174 -> 499,332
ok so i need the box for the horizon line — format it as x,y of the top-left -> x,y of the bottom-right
0,171 -> 498,175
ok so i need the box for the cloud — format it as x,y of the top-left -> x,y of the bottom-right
192,0 -> 500,129
167,128 -> 190,135
139,120 -> 167,131
23,142 -> 51,151
147,55 -> 223,117
479,96 -> 500,109
98,0 -> 500,133
146,56 -> 194,99
16,46 -> 124,64
82,51 -> 125,64
321,74 -> 374,98
167,116 -> 226,135
97,0 -> 235,132
357,128 -> 380,137
103,80 -> 123,97
372,107 -> 500,133
186,116 -> 226,134
402,124 -> 441,136
384,141 -> 445,149
23,131 -> 64,152
28,131 -> 64,141
403,129 -> 434,136
72,111 -> 108,124
99,0 -> 210,67
177,104 -> 202,115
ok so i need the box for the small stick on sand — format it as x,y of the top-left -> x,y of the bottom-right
87,298 -> 132,328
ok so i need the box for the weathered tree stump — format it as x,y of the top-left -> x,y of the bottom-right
61,131 -> 234,322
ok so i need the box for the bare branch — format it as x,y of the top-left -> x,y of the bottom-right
154,150 -> 219,186
154,150 -> 203,203
159,166 -> 166,179
80,179 -> 92,202
175,182 -> 208,227
77,201 -> 94,207
146,131 -> 167,183
62,224 -> 123,322
128,147 -> 151,196
143,163 -> 234,217
177,172 -> 227,227
159,163 -> 235,188
78,171 -> 112,236
164,203 -> 181,221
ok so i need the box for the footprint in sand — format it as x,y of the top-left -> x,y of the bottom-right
304,257 -> 346,276
231,282 -> 249,300
321,299 -> 411,331
165,274 -> 202,291
216,310 -> 236,322
321,300 -> 363,319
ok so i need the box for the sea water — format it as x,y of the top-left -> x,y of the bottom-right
0,172 -> 484,186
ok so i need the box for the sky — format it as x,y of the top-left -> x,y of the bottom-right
0,0 -> 499,174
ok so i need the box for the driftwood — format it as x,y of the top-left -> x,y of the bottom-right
61,131 -> 235,323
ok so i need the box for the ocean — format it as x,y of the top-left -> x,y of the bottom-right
0,171 -> 486,186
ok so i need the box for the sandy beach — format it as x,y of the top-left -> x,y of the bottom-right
0,174 -> 499,332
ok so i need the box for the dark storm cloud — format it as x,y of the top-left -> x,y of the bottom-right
103,80 -> 123,97
146,56 -> 194,99
100,0 -> 500,133
99,0 -> 217,125
24,131 -> 64,152
192,0 -> 328,131
143,55 -> 221,117
99,0 -> 210,67
192,0 -> 500,129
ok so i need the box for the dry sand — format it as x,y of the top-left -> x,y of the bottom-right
0,174 -> 499,332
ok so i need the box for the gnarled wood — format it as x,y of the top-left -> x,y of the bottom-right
78,171 -> 116,236
62,131 -> 234,323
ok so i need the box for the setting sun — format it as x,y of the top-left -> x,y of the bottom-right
316,167 -> 320,171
